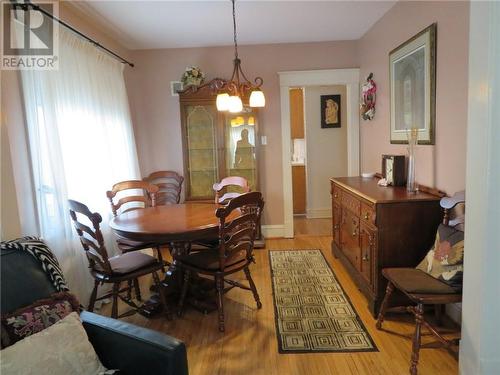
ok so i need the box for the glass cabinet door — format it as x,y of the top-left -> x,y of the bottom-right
224,108 -> 257,192
185,105 -> 219,199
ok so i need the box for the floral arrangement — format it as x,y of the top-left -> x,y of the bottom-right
181,66 -> 205,87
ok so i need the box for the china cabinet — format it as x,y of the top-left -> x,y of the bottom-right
179,79 -> 261,201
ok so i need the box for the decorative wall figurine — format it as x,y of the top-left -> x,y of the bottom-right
360,73 -> 377,121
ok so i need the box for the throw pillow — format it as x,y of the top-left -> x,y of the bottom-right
0,312 -> 113,375
1,292 -> 80,348
416,223 -> 465,291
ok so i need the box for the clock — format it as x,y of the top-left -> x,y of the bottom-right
381,155 -> 406,186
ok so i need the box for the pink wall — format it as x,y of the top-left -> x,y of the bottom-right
358,1 -> 469,195
125,41 -> 359,225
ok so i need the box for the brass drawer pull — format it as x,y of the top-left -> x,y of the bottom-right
362,254 -> 369,261
364,212 -> 370,220
334,193 -> 338,198
352,230 -> 357,237
334,224 -> 339,230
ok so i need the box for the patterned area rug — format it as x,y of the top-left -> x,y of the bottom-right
269,249 -> 377,353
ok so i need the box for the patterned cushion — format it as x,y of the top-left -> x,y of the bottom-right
416,224 -> 464,291
0,312 -> 114,375
1,292 -> 80,348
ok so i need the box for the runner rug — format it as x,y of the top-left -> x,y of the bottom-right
269,249 -> 377,353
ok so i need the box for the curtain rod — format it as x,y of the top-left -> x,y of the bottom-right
14,1 -> 134,67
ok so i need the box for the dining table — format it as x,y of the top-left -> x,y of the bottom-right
109,202 -> 237,313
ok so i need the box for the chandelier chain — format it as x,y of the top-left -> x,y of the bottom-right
232,0 -> 238,59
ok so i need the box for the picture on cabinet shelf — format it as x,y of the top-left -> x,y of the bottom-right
320,95 -> 341,129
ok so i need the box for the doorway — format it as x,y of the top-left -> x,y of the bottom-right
290,85 -> 349,237
279,69 -> 360,238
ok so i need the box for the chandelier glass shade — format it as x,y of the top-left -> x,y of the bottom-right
216,0 -> 265,112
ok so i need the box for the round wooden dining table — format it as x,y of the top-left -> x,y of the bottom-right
109,202 -> 224,244
109,202 -> 235,312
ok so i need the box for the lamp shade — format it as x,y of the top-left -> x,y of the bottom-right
228,96 -> 243,113
216,93 -> 230,111
249,90 -> 265,107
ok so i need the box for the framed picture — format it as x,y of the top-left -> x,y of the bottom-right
320,94 -> 341,129
389,23 -> 436,145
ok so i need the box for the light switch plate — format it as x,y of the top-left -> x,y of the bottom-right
261,135 -> 267,145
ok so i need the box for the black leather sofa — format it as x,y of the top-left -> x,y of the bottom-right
1,246 -> 189,375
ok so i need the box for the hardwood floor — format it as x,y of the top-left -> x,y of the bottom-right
294,216 -> 331,236
102,235 -> 459,375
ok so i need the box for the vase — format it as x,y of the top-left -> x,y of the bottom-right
406,128 -> 418,193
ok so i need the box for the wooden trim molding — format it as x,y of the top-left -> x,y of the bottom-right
279,69 -> 360,238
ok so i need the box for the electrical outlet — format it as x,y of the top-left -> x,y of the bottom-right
261,135 -> 267,145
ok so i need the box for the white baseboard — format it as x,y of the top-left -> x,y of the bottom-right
306,208 -> 332,219
446,302 -> 462,325
262,224 -> 285,238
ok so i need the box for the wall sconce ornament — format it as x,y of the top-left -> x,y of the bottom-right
360,73 -> 377,121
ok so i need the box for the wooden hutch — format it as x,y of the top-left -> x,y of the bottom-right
178,79 -> 261,201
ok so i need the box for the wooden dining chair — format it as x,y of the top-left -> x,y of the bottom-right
68,199 -> 171,320
143,171 -> 184,205
213,176 -> 250,204
376,191 -> 465,375
106,179 -> 166,291
176,192 -> 264,332
106,180 -> 159,217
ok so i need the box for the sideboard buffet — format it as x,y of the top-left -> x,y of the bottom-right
330,176 -> 443,317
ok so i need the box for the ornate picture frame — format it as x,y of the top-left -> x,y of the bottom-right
320,94 -> 341,129
389,23 -> 437,145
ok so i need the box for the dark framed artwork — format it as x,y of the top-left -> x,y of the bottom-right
320,94 -> 341,129
389,23 -> 437,144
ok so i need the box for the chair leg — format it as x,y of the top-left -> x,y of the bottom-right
244,266 -> 262,309
177,270 -> 191,317
215,275 -> 225,332
133,278 -> 142,301
376,281 -> 395,329
434,304 -> 443,326
156,246 -> 166,273
111,282 -> 120,319
126,280 -> 133,300
410,303 -> 424,375
87,280 -> 99,312
152,271 -> 172,320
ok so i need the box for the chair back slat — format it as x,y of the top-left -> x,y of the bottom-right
213,176 -> 250,204
215,192 -> 264,270
143,171 -> 184,205
73,220 -> 97,240
68,199 -> 113,275
106,180 -> 159,216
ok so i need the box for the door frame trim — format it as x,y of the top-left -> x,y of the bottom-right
279,69 -> 360,238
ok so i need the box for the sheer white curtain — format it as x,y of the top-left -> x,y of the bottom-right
20,27 -> 140,301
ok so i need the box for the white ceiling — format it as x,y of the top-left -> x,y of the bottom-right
74,1 -> 396,50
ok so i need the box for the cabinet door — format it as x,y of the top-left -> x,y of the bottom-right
360,223 -> 376,288
341,210 -> 361,270
183,105 -> 219,199
223,109 -> 258,191
333,203 -> 341,247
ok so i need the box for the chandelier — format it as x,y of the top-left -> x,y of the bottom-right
216,0 -> 265,113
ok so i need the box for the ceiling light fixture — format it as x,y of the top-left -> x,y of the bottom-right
216,0 -> 265,112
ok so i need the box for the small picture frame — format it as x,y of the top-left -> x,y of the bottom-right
170,81 -> 184,97
320,94 -> 341,128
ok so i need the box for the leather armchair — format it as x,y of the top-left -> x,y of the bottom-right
1,246 -> 188,375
